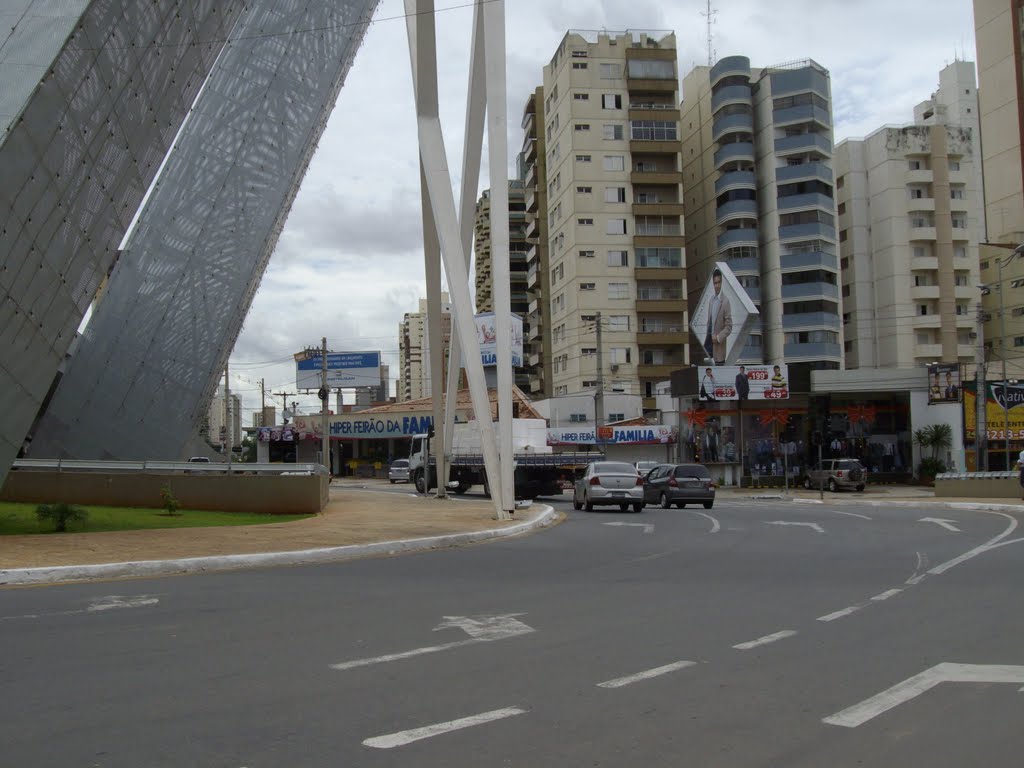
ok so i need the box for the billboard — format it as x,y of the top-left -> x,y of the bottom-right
964,380 -> 1024,440
689,261 -> 759,365
546,424 -> 678,445
296,351 -> 381,389
927,362 -> 961,404
475,312 -> 524,368
698,363 -> 789,401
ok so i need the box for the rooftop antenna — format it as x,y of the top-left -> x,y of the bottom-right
701,0 -> 717,66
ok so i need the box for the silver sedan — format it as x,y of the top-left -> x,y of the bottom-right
573,461 -> 646,512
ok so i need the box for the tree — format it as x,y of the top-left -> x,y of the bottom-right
36,502 -> 88,532
913,423 -> 953,480
159,484 -> 181,516
240,435 -> 257,463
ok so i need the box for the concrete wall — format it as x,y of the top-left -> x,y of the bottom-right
935,475 -> 1020,498
1,471 -> 327,515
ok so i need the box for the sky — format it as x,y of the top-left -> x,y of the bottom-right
228,0 -> 978,423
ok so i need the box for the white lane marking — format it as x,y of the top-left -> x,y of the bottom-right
871,588 -> 903,602
832,510 -> 872,520
823,663 -> 1024,728
906,551 -> 929,585
602,521 -> 654,534
927,511 -> 1018,577
363,707 -> 527,749
331,614 -> 535,670
817,607 -> 860,622
0,595 -> 160,622
597,661 -> 697,689
767,521 -> 824,534
732,630 -> 797,650
688,510 -> 720,533
919,517 -> 960,532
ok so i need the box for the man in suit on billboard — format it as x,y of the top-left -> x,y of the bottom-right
703,268 -> 733,364
735,365 -> 750,401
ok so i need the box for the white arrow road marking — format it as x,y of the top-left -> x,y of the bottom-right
919,517 -> 961,532
688,510 -> 720,533
363,707 -> 527,749
733,630 -> 797,650
602,521 -> 654,534
824,663 -> 1024,728
597,661 -> 697,689
0,595 -> 161,622
767,521 -> 825,534
331,614 -> 535,671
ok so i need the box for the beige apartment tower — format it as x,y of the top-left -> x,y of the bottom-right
531,30 -> 688,413
398,295 -> 452,401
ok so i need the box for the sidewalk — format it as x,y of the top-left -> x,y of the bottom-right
1,479 -> 1020,585
0,480 -> 550,585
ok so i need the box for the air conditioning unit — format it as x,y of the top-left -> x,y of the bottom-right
610,364 -> 620,372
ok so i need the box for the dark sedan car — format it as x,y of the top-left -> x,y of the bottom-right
642,463 -> 716,509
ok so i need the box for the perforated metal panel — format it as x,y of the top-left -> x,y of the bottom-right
0,0 -> 244,485
29,0 -> 380,461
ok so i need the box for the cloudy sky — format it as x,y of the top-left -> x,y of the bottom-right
229,0 -> 977,422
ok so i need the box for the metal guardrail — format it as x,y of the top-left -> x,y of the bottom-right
935,471 -> 1016,480
11,459 -> 327,476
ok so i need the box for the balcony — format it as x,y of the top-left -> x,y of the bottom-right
714,141 -> 755,168
710,55 -> 750,85
528,297 -> 539,315
782,312 -> 841,330
528,352 -> 541,367
772,104 -> 831,129
635,221 -> 682,237
906,169 -> 933,184
634,266 -> 685,281
634,234 -> 686,249
910,285 -> 941,300
629,138 -> 680,155
783,341 -> 842,359
715,170 -> 757,195
781,281 -> 839,300
628,105 -> 680,121
633,201 -> 685,217
525,189 -> 537,213
909,226 -> 937,241
910,256 -> 938,271
774,132 -> 832,156
777,221 -> 835,241
712,84 -> 752,112
717,198 -> 759,222
906,197 -> 935,213
637,329 -> 684,346
636,298 -> 684,312
711,112 -> 754,141
722,255 -> 759,273
911,314 -> 942,329
777,192 -> 836,213
638,363 -> 682,380
522,136 -> 536,162
631,168 -> 682,185
717,228 -> 758,249
527,264 -> 539,288
775,161 -> 833,185
780,250 -> 837,271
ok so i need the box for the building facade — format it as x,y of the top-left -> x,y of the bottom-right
681,57 -> 842,378
834,63 -> 981,369
208,388 -> 243,453
398,295 -> 452,401
534,30 -> 688,414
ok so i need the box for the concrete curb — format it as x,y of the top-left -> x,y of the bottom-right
0,505 -> 558,586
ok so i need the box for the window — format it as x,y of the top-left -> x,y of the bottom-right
580,282 -> 596,291
610,347 -> 632,364
581,314 -> 597,323
840,256 -> 849,270
575,123 -> 590,131
576,185 -> 592,194
954,246 -> 967,259
949,160 -> 961,171
842,284 -> 851,297
913,246 -> 926,258
602,93 -> 623,109
914,275 -> 928,287
837,202 -> 846,215
916,332 -> 931,344
909,160 -> 921,170
603,155 -> 625,171
606,218 -> 627,235
956,275 -> 969,286
603,124 -> 624,140
956,303 -> 967,315
951,188 -> 964,199
572,61 -> 588,70
604,187 -> 626,203
578,217 -> 594,225
1016,337 -> 1024,348
576,154 -> 592,162
579,249 -> 595,258
608,315 -> 630,330
836,175 -> 845,189
582,380 -> 598,389
608,282 -> 630,299
573,92 -> 589,101
608,250 -> 628,266
839,229 -> 848,242
910,188 -> 924,199
599,63 -> 620,79
630,120 -> 678,140
608,413 -> 625,423
571,50 -> 588,58
919,304 -> 928,316
952,216 -> 966,228
581,347 -> 597,356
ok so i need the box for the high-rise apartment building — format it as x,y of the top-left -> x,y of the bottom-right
834,62 -> 981,370
474,181 -> 530,390
208,387 -> 243,452
398,295 -> 452,401
522,87 -> 553,397
534,30 -> 688,413
681,57 -> 841,378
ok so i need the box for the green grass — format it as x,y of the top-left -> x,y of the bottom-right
0,501 -> 312,535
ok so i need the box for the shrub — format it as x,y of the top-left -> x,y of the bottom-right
36,502 -> 88,532
917,457 -> 947,481
159,484 -> 181,516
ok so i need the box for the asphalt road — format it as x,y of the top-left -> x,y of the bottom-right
2,492 -> 1022,767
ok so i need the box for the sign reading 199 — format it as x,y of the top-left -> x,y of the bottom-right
747,370 -> 769,381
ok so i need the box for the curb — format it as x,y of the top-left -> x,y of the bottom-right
0,505 -> 558,587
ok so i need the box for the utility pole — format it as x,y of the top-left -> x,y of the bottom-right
594,311 -> 605,450
976,301 -> 988,470
260,378 -> 266,413
274,392 -> 296,423
320,337 -> 330,476
224,361 -> 232,468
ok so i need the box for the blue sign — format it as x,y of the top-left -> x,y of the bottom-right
296,350 -> 381,389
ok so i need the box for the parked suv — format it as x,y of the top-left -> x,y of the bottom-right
804,459 -> 866,492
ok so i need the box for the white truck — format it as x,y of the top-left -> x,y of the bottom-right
407,418 -> 603,499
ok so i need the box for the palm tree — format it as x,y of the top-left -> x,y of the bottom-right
913,423 -> 953,461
